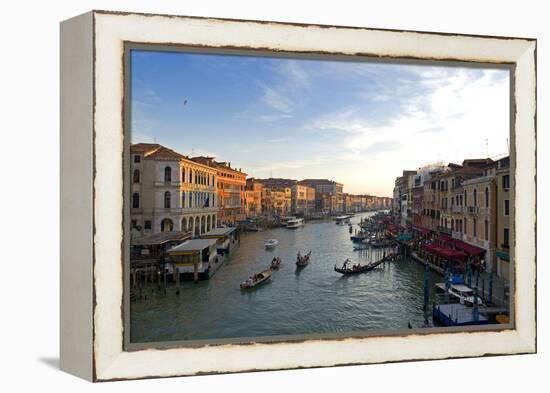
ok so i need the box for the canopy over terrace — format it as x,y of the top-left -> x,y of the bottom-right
447,239 -> 485,257
420,242 -> 468,273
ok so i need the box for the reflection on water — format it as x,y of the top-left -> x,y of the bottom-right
130,212 -> 440,343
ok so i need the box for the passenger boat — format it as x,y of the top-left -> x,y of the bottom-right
334,215 -> 352,225
281,216 -> 297,226
435,283 -> 486,307
334,259 -> 382,275
240,268 -> 273,289
286,218 -> 304,229
264,239 -> 279,249
296,251 -> 312,268
270,257 -> 282,270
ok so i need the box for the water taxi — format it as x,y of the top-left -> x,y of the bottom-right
435,283 -> 486,307
281,216 -> 297,226
240,268 -> 272,289
286,218 -> 304,229
334,215 -> 352,225
264,239 -> 279,249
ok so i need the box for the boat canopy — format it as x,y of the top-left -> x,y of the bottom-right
168,238 -> 217,255
201,227 -> 237,238
396,233 -> 412,241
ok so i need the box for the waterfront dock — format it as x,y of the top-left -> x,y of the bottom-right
432,303 -> 490,326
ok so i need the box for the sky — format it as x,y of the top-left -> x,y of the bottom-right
131,50 -> 510,197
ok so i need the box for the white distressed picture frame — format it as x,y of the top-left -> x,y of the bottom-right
60,10 -> 536,381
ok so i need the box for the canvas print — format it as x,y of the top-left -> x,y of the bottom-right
127,49 -> 512,344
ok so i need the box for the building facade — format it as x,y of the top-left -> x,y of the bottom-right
130,144 -> 219,239
492,157 -> 511,280
192,157 -> 247,226
291,183 -> 316,216
299,179 -> 344,214
244,178 -> 263,217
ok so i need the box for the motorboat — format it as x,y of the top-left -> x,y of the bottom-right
264,239 -> 279,249
435,283 -> 486,307
286,218 -> 304,229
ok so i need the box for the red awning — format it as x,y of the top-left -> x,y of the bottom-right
437,234 -> 452,243
448,239 -> 485,256
413,225 -> 431,236
421,243 -> 468,261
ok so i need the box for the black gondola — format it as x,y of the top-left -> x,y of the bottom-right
296,251 -> 312,268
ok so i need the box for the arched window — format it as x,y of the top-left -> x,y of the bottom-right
485,187 -> 489,208
164,166 -> 172,182
164,191 -> 171,208
189,169 -> 193,183
464,218 -> 467,235
133,169 -> 140,183
190,192 -> 193,208
132,193 -> 139,208
451,219 -> 455,231
161,218 -> 173,232
464,190 -> 467,207
473,188 -> 477,207
182,192 -> 186,208
484,219 -> 489,240
182,168 -> 186,183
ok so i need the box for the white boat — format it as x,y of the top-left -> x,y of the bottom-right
264,239 -> 279,249
334,215 -> 352,225
281,216 -> 297,226
286,218 -> 304,229
435,283 -> 486,307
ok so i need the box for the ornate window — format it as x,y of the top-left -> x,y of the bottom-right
164,191 -> 171,208
133,169 -> 140,183
164,166 -> 172,182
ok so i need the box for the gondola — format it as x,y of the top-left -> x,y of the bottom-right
240,268 -> 272,289
270,257 -> 282,270
295,251 -> 312,268
334,259 -> 383,275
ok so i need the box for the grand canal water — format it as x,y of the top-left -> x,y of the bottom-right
130,212 -> 442,343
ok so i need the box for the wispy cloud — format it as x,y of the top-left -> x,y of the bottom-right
261,85 -> 294,114
305,68 -> 509,164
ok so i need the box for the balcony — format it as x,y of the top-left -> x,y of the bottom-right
154,181 -> 181,187
437,226 -> 452,235
466,206 -> 480,215
452,206 -> 464,213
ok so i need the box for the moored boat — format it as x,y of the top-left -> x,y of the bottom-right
240,268 -> 273,289
435,283 -> 486,307
264,238 -> 279,249
286,218 -> 305,229
296,251 -> 312,268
